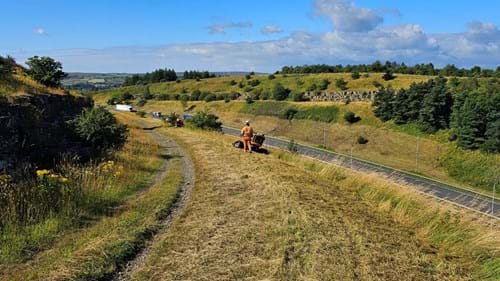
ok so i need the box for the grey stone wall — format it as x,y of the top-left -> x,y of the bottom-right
303,90 -> 376,102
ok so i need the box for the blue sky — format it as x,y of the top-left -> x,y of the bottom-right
1,0 -> 500,72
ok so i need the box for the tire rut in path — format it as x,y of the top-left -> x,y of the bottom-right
111,127 -> 195,281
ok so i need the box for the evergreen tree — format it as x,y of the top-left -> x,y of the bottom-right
373,87 -> 395,121
418,77 -> 453,132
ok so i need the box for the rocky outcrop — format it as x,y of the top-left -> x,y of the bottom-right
303,90 -> 376,102
0,93 -> 92,172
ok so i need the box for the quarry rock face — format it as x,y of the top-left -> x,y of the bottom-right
303,90 -> 376,102
0,93 -> 92,172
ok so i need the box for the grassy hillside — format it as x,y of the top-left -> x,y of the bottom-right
0,67 -> 69,97
103,99 -> 499,195
92,72 -> 434,102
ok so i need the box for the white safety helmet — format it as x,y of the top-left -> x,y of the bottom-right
245,120 -> 250,125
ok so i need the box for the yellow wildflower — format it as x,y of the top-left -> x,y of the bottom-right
36,169 -> 50,177
0,174 -> 11,185
59,177 -> 69,183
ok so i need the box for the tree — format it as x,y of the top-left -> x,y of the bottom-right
26,56 -> 66,87
418,77 -> 453,132
272,83 -> 290,101
373,87 -> 395,121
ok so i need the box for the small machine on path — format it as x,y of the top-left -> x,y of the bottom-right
233,133 -> 268,154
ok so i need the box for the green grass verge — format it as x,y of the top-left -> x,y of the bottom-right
0,153 -> 182,281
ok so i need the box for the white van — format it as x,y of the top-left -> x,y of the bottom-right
115,104 -> 134,112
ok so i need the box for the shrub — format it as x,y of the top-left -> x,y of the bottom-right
383,70 -> 396,81
248,79 -> 260,87
228,91 -> 240,100
372,81 -> 383,88
136,97 -> 146,107
272,83 -> 290,101
307,83 -> 318,92
245,96 -> 254,104
0,55 -> 16,78
363,73 -> 370,78
191,89 -> 201,101
143,87 -> 153,100
136,110 -> 147,118
260,91 -> 270,100
292,92 -> 306,102
335,78 -> 348,90
187,111 -> 222,131
357,136 -> 369,144
245,74 -> 251,79
351,72 -> 361,80
169,93 -> 179,100
344,111 -> 361,124
318,79 -> 330,90
179,94 -> 189,103
283,107 -> 298,121
203,93 -> 217,102
268,74 -> 276,80
229,79 -> 237,86
69,107 -> 128,153
156,93 -> 170,101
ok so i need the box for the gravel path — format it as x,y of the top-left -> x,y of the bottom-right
112,122 -> 195,281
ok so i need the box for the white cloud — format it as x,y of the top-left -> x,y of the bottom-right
33,27 -> 48,36
261,25 -> 284,34
315,0 -> 383,32
6,1 -> 499,72
208,21 -> 252,34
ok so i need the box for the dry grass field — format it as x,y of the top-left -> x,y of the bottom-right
125,121 -> 499,281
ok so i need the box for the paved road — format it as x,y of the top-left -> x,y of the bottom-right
222,126 -> 500,219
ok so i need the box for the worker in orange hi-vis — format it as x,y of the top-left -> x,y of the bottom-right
240,120 -> 254,153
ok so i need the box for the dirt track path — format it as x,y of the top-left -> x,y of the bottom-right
112,119 -> 195,281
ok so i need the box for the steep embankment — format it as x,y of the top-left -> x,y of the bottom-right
117,118 -> 498,281
0,67 -> 92,170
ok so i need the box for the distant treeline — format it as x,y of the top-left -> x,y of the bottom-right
182,70 -> 216,80
123,68 -> 177,86
279,61 -> 500,78
373,77 -> 500,153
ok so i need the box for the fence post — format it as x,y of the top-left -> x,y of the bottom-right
415,136 -> 420,173
492,182 -> 496,216
323,128 -> 326,148
350,143 -> 353,169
